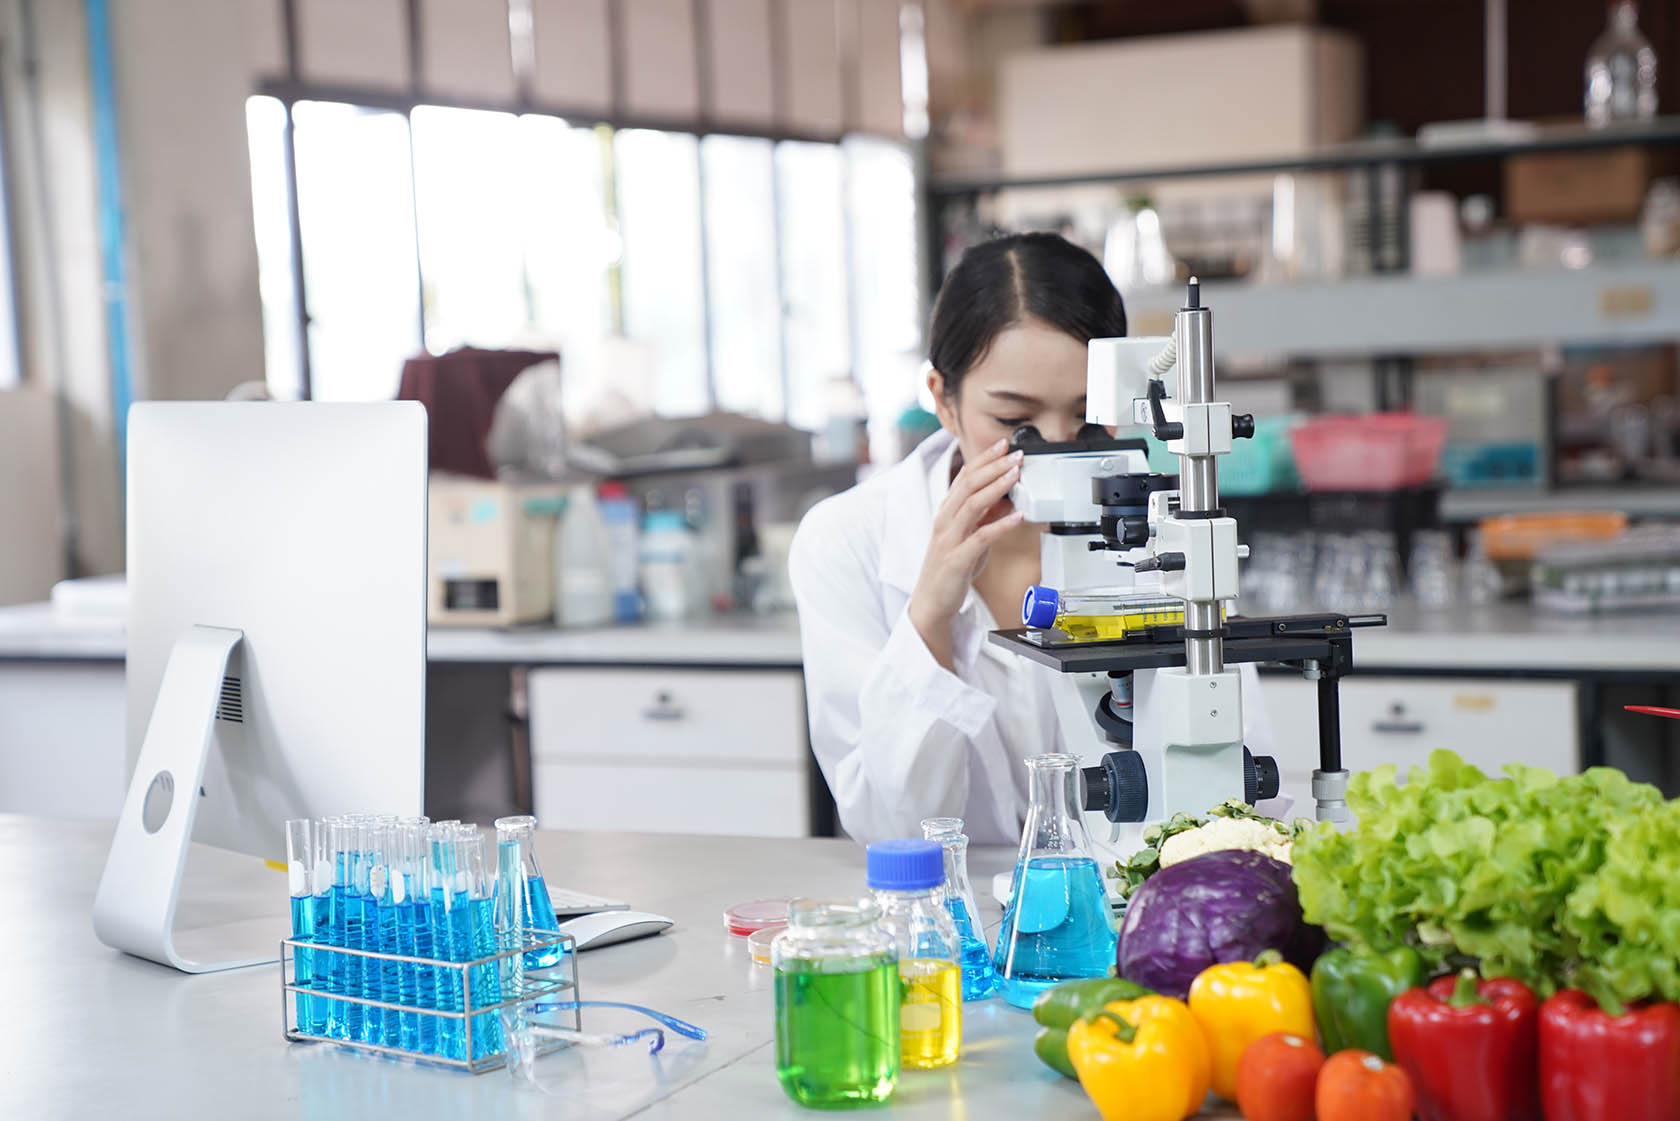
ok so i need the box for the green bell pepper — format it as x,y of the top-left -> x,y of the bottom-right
1310,945 -> 1424,1061
1030,977 -> 1155,1079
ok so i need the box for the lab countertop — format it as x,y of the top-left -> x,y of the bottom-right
5,815 -> 1222,1121
0,598 -> 1675,674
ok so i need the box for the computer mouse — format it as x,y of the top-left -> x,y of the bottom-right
557,909 -> 674,951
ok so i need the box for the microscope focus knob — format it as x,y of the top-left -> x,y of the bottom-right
1083,750 -> 1149,823
1244,749 -> 1280,804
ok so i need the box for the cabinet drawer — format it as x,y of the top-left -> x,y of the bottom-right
1259,675 -> 1580,787
528,667 -> 807,765
534,761 -> 810,837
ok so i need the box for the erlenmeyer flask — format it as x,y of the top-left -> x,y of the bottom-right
920,817 -> 998,1001
494,815 -> 564,968
992,754 -> 1118,1009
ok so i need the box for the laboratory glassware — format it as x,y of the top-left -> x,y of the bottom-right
1022,585 -> 1188,642
771,898 -> 900,1107
920,817 -> 997,1001
285,820 -> 316,1032
459,828 -> 504,1060
868,840 -> 963,1068
1586,1 -> 1658,127
992,754 -> 1118,1009
494,815 -> 565,969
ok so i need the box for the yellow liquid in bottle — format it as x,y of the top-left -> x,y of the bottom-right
1055,604 -> 1189,641
898,958 -> 962,1068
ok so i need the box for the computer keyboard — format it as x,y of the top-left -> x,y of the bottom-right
545,886 -> 630,917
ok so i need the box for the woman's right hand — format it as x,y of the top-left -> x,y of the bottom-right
908,438 -> 1025,670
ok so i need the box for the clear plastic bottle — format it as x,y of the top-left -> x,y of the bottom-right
493,815 -> 565,969
867,840 -> 964,1068
1022,584 -> 1188,642
772,898 -> 900,1107
993,754 -> 1119,1009
920,817 -> 998,1001
556,484 -> 614,627
1586,2 -> 1658,128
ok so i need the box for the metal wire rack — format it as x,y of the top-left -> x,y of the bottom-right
281,928 -> 580,1074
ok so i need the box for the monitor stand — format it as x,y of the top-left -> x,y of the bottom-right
93,625 -> 280,973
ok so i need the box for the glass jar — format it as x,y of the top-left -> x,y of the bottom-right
868,840 -> 963,1068
771,898 -> 899,1107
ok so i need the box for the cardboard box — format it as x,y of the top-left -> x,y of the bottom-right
1505,145 -> 1673,225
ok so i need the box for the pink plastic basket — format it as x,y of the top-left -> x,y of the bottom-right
1288,413 -> 1449,491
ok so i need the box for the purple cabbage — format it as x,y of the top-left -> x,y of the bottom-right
1116,849 -> 1325,1000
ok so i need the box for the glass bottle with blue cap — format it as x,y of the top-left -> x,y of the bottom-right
867,839 -> 963,1068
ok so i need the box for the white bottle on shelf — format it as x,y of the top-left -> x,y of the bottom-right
639,510 -> 696,622
555,484 -> 613,628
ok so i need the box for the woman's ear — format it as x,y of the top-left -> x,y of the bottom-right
928,368 -> 960,436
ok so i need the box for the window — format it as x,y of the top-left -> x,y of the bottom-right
245,96 -> 301,399
291,101 -> 421,402
616,129 -> 709,418
247,98 -> 920,430
702,135 -> 782,419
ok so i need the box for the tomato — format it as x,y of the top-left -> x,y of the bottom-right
1235,1032 -> 1325,1121
1316,1050 -> 1413,1121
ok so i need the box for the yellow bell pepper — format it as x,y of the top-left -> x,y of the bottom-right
1066,995 -> 1212,1121
1188,949 -> 1316,1101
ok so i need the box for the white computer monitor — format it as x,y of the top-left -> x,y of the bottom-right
93,401 -> 428,973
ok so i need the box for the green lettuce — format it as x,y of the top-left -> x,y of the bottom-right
1561,798 -> 1680,1010
1290,749 -> 1663,994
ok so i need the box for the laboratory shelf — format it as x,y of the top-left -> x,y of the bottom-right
1115,260 -> 1680,358
928,115 -> 1680,197
1439,484 -> 1680,522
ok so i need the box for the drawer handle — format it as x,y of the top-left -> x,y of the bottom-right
1372,720 -> 1425,734
642,692 -> 686,722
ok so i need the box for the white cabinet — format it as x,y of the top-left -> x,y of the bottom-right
0,662 -> 128,819
528,666 -> 812,837
1258,675 -> 1580,812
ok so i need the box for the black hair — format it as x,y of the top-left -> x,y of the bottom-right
927,232 -> 1127,398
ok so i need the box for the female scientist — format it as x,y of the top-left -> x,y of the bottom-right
790,232 -> 1275,845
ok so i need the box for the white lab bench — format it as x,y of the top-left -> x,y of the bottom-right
1,601 -> 1676,829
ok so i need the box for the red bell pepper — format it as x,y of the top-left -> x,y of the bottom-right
1539,990 -> 1680,1121
1387,970 -> 1540,1121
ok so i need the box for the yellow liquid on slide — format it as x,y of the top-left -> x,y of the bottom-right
899,959 -> 962,1069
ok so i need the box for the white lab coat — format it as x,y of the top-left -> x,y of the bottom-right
791,431 -> 1279,846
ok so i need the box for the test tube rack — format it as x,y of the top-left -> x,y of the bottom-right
280,928 -> 581,1074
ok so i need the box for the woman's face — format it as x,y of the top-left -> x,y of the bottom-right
929,318 -> 1092,466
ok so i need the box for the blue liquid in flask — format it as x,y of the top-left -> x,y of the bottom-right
992,856 -> 1116,1009
944,896 -> 998,1001
516,870 -> 565,969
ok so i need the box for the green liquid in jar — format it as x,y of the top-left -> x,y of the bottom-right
774,954 -> 900,1108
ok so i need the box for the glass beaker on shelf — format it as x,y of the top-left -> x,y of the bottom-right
991,754 -> 1118,1009
920,817 -> 997,1001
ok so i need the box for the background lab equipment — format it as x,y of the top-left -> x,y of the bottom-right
998,280 -> 1384,881
98,403 -> 429,972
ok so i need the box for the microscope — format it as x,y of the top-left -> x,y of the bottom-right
994,279 -> 1383,879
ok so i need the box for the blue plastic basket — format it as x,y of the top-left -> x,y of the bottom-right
1146,414 -> 1302,496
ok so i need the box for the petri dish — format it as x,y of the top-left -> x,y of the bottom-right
747,926 -> 777,966
723,898 -> 790,937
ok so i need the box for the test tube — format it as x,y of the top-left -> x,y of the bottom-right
402,818 -> 440,1055
428,823 -> 466,1060
309,817 -> 336,1037
459,831 -> 504,1060
370,820 -> 405,1049
392,817 -> 428,1053
285,820 -> 315,1033
325,817 -> 355,1040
